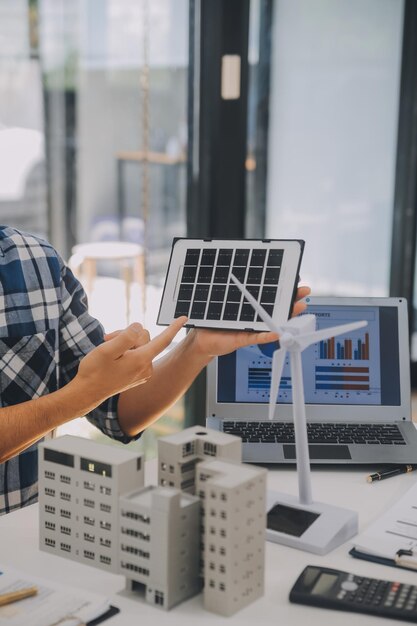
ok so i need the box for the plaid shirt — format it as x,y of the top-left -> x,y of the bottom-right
0,226 -> 137,515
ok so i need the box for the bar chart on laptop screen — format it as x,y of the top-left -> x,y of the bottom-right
234,307 -> 382,405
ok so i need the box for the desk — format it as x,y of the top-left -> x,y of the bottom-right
1,460 -> 417,625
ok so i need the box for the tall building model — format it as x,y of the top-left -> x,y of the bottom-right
39,435 -> 143,573
120,486 -> 201,609
39,428 -> 266,615
196,459 -> 267,616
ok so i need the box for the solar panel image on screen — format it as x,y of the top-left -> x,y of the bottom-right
157,239 -> 304,331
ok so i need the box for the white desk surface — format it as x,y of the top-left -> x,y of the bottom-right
2,459 -> 417,625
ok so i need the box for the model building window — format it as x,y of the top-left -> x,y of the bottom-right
181,460 -> 197,473
220,493 -> 227,501
44,470 -> 55,480
182,441 -> 195,457
209,580 -> 215,588
203,442 -> 217,457
154,591 -> 164,606
219,582 -> 226,591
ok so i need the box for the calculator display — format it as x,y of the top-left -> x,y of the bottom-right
311,573 -> 338,595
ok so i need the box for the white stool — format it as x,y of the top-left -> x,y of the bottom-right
68,241 -> 146,322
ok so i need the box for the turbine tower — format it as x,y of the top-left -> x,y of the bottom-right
231,275 -> 367,554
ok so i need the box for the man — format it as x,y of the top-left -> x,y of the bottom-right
0,226 -> 309,514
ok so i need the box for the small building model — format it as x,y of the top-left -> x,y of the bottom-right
120,485 -> 201,610
39,435 -> 144,572
196,459 -> 267,617
157,425 -> 241,494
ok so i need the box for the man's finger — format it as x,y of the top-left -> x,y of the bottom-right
295,286 -> 311,301
139,317 -> 187,360
100,323 -> 145,359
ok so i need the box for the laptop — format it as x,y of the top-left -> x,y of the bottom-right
206,296 -> 417,464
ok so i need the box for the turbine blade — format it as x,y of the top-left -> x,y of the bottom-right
230,274 -> 282,335
296,320 -> 368,350
268,348 -> 286,420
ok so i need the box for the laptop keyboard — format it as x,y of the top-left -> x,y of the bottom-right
222,422 -> 406,445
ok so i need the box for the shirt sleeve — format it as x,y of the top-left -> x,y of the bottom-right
58,260 -> 141,444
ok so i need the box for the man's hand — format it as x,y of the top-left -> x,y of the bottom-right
76,317 -> 187,403
188,285 -> 311,359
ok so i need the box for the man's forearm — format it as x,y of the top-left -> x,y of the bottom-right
0,378 -> 101,463
117,330 -> 211,437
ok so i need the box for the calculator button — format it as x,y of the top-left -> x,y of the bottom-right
341,582 -> 359,592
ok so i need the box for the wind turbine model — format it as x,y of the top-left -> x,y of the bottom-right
231,275 -> 368,555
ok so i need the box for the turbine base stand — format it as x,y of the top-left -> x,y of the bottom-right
266,491 -> 358,555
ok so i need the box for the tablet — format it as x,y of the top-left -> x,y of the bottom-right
157,238 -> 304,331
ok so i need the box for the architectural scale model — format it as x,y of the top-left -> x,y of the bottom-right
39,428 -> 266,615
196,459 -> 267,617
120,485 -> 201,609
157,425 -> 241,494
39,435 -> 144,573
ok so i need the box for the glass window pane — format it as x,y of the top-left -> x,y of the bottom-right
0,0 -> 48,239
265,0 -> 404,295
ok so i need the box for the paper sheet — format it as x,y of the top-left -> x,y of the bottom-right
0,567 -> 110,626
352,480 -> 417,562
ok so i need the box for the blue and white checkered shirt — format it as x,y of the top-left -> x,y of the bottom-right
0,226 -> 136,515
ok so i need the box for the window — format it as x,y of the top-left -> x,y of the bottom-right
154,591 -> 164,606
261,0 -> 404,296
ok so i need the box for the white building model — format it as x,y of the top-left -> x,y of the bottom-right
119,486 -> 201,610
39,428 -> 266,616
39,435 -> 143,573
196,460 -> 267,616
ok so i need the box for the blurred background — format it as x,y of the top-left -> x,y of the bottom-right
1,0 -> 417,455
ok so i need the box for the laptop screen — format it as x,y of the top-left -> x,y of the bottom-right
217,300 -> 403,408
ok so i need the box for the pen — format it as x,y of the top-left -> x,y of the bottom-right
367,464 -> 417,483
0,586 -> 38,606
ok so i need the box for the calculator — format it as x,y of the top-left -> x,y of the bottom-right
157,238 -> 304,331
290,565 -> 417,622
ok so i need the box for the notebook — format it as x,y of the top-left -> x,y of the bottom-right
206,296 -> 417,464
350,479 -> 417,571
